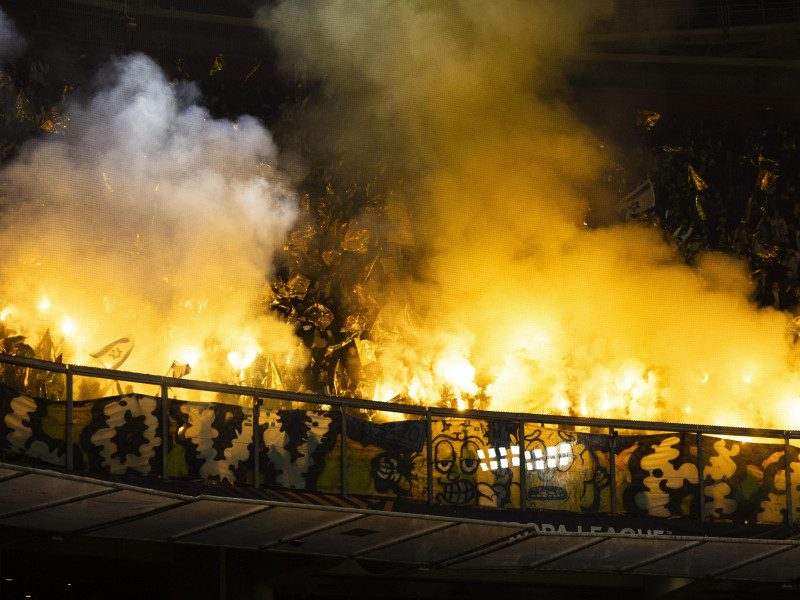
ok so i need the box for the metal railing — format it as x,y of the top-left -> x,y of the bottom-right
0,352 -> 798,526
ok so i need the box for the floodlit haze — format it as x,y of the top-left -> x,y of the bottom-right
263,0 -> 800,428
0,2 -> 798,427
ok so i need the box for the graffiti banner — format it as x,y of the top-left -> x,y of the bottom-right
0,382 -> 72,468
424,418 -> 521,508
1,382 -> 798,526
617,432 -> 699,518
524,424 -> 611,513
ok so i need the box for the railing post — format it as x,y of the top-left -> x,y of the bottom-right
427,409 -> 434,506
697,431 -> 705,522
518,420 -> 526,511
65,368 -> 73,471
340,401 -> 348,496
609,427 -> 617,517
253,392 -> 260,489
786,432 -> 793,527
160,383 -> 169,480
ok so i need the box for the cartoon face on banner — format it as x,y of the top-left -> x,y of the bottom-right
431,420 -> 483,505
523,425 -> 609,512
430,419 -> 518,508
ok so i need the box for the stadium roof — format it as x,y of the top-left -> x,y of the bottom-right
4,460 -> 800,592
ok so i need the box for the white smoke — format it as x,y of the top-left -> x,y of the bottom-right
0,54 -> 300,379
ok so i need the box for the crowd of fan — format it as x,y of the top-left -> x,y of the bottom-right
6,44 -> 800,401
611,110 -> 800,312
0,50 -> 392,397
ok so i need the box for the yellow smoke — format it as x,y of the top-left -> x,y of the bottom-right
264,1 -> 800,428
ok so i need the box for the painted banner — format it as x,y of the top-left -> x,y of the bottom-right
1,382 -> 799,525
523,423 -> 611,513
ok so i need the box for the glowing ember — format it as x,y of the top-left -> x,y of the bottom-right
61,316 -> 75,336
177,348 -> 201,368
792,400 -> 800,427
373,381 -> 399,403
407,376 -> 427,404
227,351 -> 257,371
435,354 -> 478,396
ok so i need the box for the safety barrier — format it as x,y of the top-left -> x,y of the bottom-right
1,352 -> 799,526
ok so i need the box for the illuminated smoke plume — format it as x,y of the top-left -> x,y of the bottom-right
263,1 -> 800,428
0,54 -> 300,381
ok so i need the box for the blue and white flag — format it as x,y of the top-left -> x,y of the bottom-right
616,179 -> 655,220
90,336 -> 134,370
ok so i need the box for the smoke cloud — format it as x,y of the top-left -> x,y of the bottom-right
263,1 -> 800,428
0,54 -> 300,380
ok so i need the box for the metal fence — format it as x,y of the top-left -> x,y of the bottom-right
1,352 -> 799,526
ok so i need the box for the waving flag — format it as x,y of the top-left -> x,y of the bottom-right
89,336 -> 134,370
264,357 -> 286,391
169,361 -> 192,379
615,179 -> 655,221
